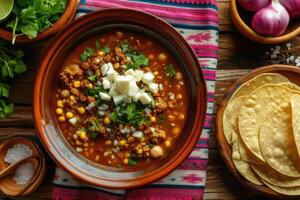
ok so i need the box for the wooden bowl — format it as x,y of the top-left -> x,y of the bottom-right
216,65 -> 300,198
0,0 -> 78,43
0,137 -> 46,196
230,0 -> 300,44
33,9 -> 207,189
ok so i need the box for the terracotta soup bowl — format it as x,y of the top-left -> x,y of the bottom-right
33,9 -> 207,189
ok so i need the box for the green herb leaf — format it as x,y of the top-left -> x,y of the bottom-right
0,83 -> 10,98
4,0 -> 67,43
120,41 -> 129,53
167,64 -> 176,79
0,100 -> 14,119
158,114 -> 165,123
80,48 -> 95,61
87,74 -> 98,82
95,41 -> 101,50
90,132 -> 98,140
128,157 -> 138,166
103,46 -> 110,54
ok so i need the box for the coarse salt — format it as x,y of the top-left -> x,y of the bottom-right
4,144 -> 33,165
13,162 -> 34,185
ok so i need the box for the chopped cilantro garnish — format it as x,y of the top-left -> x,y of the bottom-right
90,132 -> 98,140
87,74 -> 98,82
119,41 -> 149,70
95,41 -> 101,50
166,64 -> 176,79
80,48 -> 95,61
109,102 -> 150,127
120,41 -> 129,53
103,46 -> 110,54
126,54 -> 149,70
128,157 -> 138,166
158,114 -> 165,123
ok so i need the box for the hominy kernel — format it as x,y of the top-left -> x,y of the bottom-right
79,131 -> 88,141
168,115 -> 175,121
119,140 -> 126,146
178,114 -> 185,120
56,108 -> 63,115
175,72 -> 183,80
73,81 -> 81,88
58,116 -> 66,122
60,90 -> 70,98
69,95 -> 76,101
150,116 -> 156,123
87,83 -> 93,89
76,140 -> 82,146
57,100 -> 64,108
104,117 -> 111,125
98,51 -> 105,56
158,53 -> 167,62
73,134 -> 78,140
114,62 -> 120,69
95,155 -> 100,161
176,94 -> 182,99
77,107 -> 86,115
65,112 -> 74,119
123,158 -> 129,165
136,148 -> 143,154
172,127 -> 180,137
165,140 -> 171,148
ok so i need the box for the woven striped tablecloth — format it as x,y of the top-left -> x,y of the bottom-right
53,0 -> 218,199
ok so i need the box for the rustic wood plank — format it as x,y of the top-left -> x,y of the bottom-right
0,106 -> 33,127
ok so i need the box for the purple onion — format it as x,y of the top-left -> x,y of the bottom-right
279,0 -> 300,18
238,0 -> 271,12
252,2 -> 290,36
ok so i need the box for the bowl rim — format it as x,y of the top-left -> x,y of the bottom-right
229,0 -> 300,44
0,0 -> 78,43
216,64 -> 300,199
33,8 -> 207,189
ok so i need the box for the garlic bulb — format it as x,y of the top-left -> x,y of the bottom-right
252,1 -> 290,36
238,0 -> 271,12
279,0 -> 300,18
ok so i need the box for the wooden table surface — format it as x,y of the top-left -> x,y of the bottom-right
1,1 -> 300,199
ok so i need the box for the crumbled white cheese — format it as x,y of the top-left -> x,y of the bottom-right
99,92 -> 111,101
142,72 -> 154,84
148,83 -> 158,93
135,70 -> 144,81
128,81 -> 139,97
107,68 -> 118,81
125,69 -> 136,77
69,117 -> 78,125
132,131 -> 143,139
115,75 -> 131,94
113,95 -> 125,105
101,63 -> 109,76
102,78 -> 111,89
139,92 -> 152,104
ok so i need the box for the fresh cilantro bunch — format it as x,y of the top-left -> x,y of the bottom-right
4,0 -> 67,44
0,40 -> 27,119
